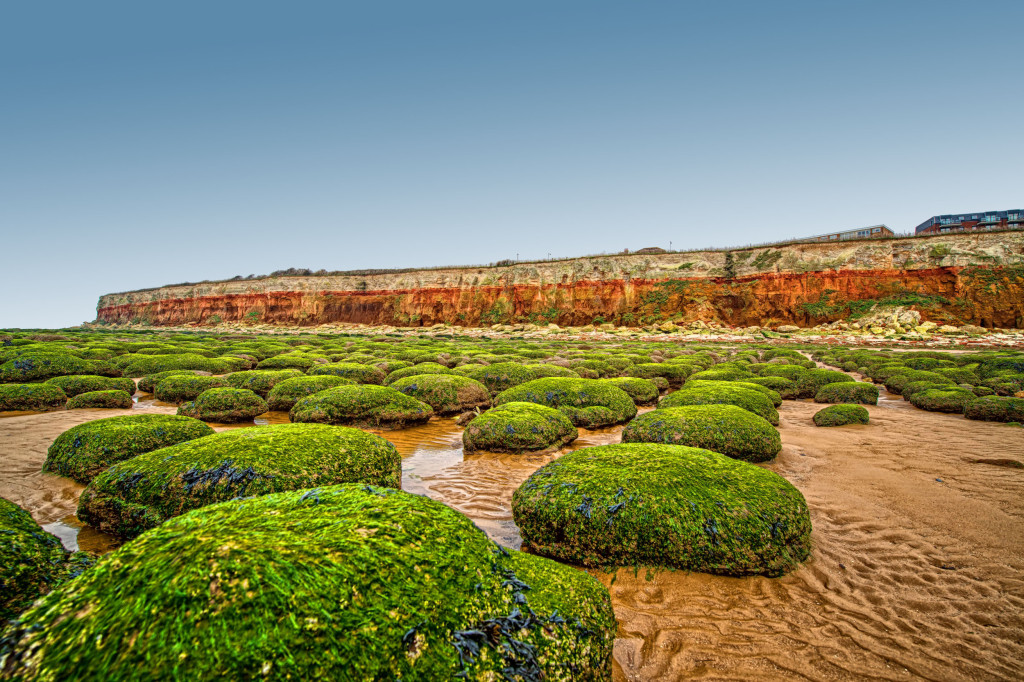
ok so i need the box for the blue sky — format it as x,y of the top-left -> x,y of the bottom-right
2,1 -> 1021,327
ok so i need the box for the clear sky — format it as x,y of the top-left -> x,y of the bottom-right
2,0 -> 1021,328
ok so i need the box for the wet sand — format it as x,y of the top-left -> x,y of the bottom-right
2,392 -> 1023,680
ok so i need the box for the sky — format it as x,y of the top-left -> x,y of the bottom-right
1,1 -> 1022,328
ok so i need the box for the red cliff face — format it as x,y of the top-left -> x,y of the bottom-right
96,266 -> 1024,329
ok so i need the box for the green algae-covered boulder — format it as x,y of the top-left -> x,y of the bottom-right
908,388 -> 976,414
382,362 -> 453,385
265,375 -> 355,411
463,402 -> 578,453
512,444 -> 811,576
153,374 -> 228,403
44,375 -> 135,398
177,388 -> 268,423
0,384 -> 66,412
884,370 -> 954,396
0,353 -> 98,383
44,414 -> 215,484
460,362 -> 538,395
658,384 -> 779,425
120,353 -> 230,378
626,363 -> 691,387
307,362 -> 387,385
66,389 -> 133,410
793,369 -> 854,399
600,377 -> 660,406
494,378 -> 637,428
137,369 -> 210,393
621,405 -> 781,463
0,497 -> 95,621
814,381 -> 879,405
900,380 -> 954,400
964,395 -> 1024,422
744,375 -> 798,399
77,425 -> 403,540
389,374 -> 491,416
812,404 -> 869,427
525,364 -> 581,379
223,369 -> 305,397
681,379 -> 782,407
290,384 -> 433,429
4,485 -> 616,681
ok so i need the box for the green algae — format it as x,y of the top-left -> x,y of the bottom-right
812,404 -> 869,426
177,388 -> 268,423
290,384 -> 434,429
813,382 -> 879,405
153,375 -> 228,403
389,374 -> 491,415
44,414 -> 215,484
65,390 -> 133,410
307,362 -> 387,384
265,375 -> 355,411
964,395 -> 1024,422
223,369 -> 304,397
4,485 -> 616,680
908,388 -> 977,414
463,402 -> 578,453
622,405 -> 781,462
600,377 -> 659,406
76,424 -> 402,540
460,363 -> 538,395
43,375 -> 135,398
494,378 -> 636,428
0,385 -> 66,412
512,443 -> 811,576
659,384 -> 779,425
382,362 -> 453,385
137,370 -> 209,394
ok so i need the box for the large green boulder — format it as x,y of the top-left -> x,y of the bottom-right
681,380 -> 782,407
908,388 -> 976,414
224,369 -> 305,397
0,384 -> 66,412
459,362 -> 537,395
4,486 -> 616,681
290,385 -> 433,429
622,405 -> 781,462
814,381 -> 879,405
494,378 -> 636,428
45,414 -> 214,484
154,374 -> 228,403
1,497 -> 95,621
307,362 -> 387,384
600,377 -> 659,406
66,390 -> 133,410
389,374 -> 491,415
463,402 -> 578,453
44,375 -> 135,398
137,369 -> 211,394
658,384 -> 779,425
177,388 -> 268,423
265,375 -> 355,411
77,424 -> 402,540
0,353 -> 98,383
813,404 -> 869,426
965,395 -> 1024,422
626,363 -> 690,387
512,444 -> 811,576
120,353 -> 230,378
382,362 -> 452,385
525,364 -> 581,379
793,369 -> 854,399
884,370 -> 953,396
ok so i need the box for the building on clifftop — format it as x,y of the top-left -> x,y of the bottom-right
915,210 -> 1024,235
805,224 -> 893,242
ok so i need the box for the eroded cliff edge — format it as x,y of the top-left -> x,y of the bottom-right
97,232 -> 1024,328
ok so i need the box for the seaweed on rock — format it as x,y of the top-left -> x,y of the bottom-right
463,402 -> 578,453
389,374 -> 491,416
44,375 -> 135,398
0,384 -> 66,412
66,390 -> 133,410
177,388 -> 268,423
622,405 -> 781,462
494,378 -> 636,428
814,382 -> 879,405
289,384 -> 433,429
658,384 -> 778,425
265,375 -> 355,411
813,404 -> 870,426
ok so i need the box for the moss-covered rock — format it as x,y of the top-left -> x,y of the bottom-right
265,375 -> 355,411
659,384 -> 779,425
44,375 -> 135,398
0,497 -> 95,621
908,388 -> 976,414
382,362 -> 453,385
812,404 -> 869,426
177,388 -> 268,423
964,396 -> 1024,422
0,384 -> 66,412
512,444 -> 810,576
460,362 -> 538,395
153,374 -> 228,403
290,385 -> 433,429
120,353 -> 231,378
681,380 -> 782,407
793,369 -> 854,399
66,389 -> 133,410
0,353 -> 101,383
622,405 -> 781,462
137,369 -> 210,394
814,381 -> 879,405
899,380 -> 954,400
758,365 -> 808,382
44,414 -> 215,484
463,402 -> 578,453
626,363 -> 691,387
224,369 -> 304,397
494,378 -> 636,428
600,377 -> 659,406
525,364 -> 581,379
77,424 -> 403,540
389,374 -> 491,416
744,375 -> 798,398
884,370 -> 954,396
307,362 -> 387,384
5,485 -> 616,681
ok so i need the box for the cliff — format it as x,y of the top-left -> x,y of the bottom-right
97,232 -> 1024,329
